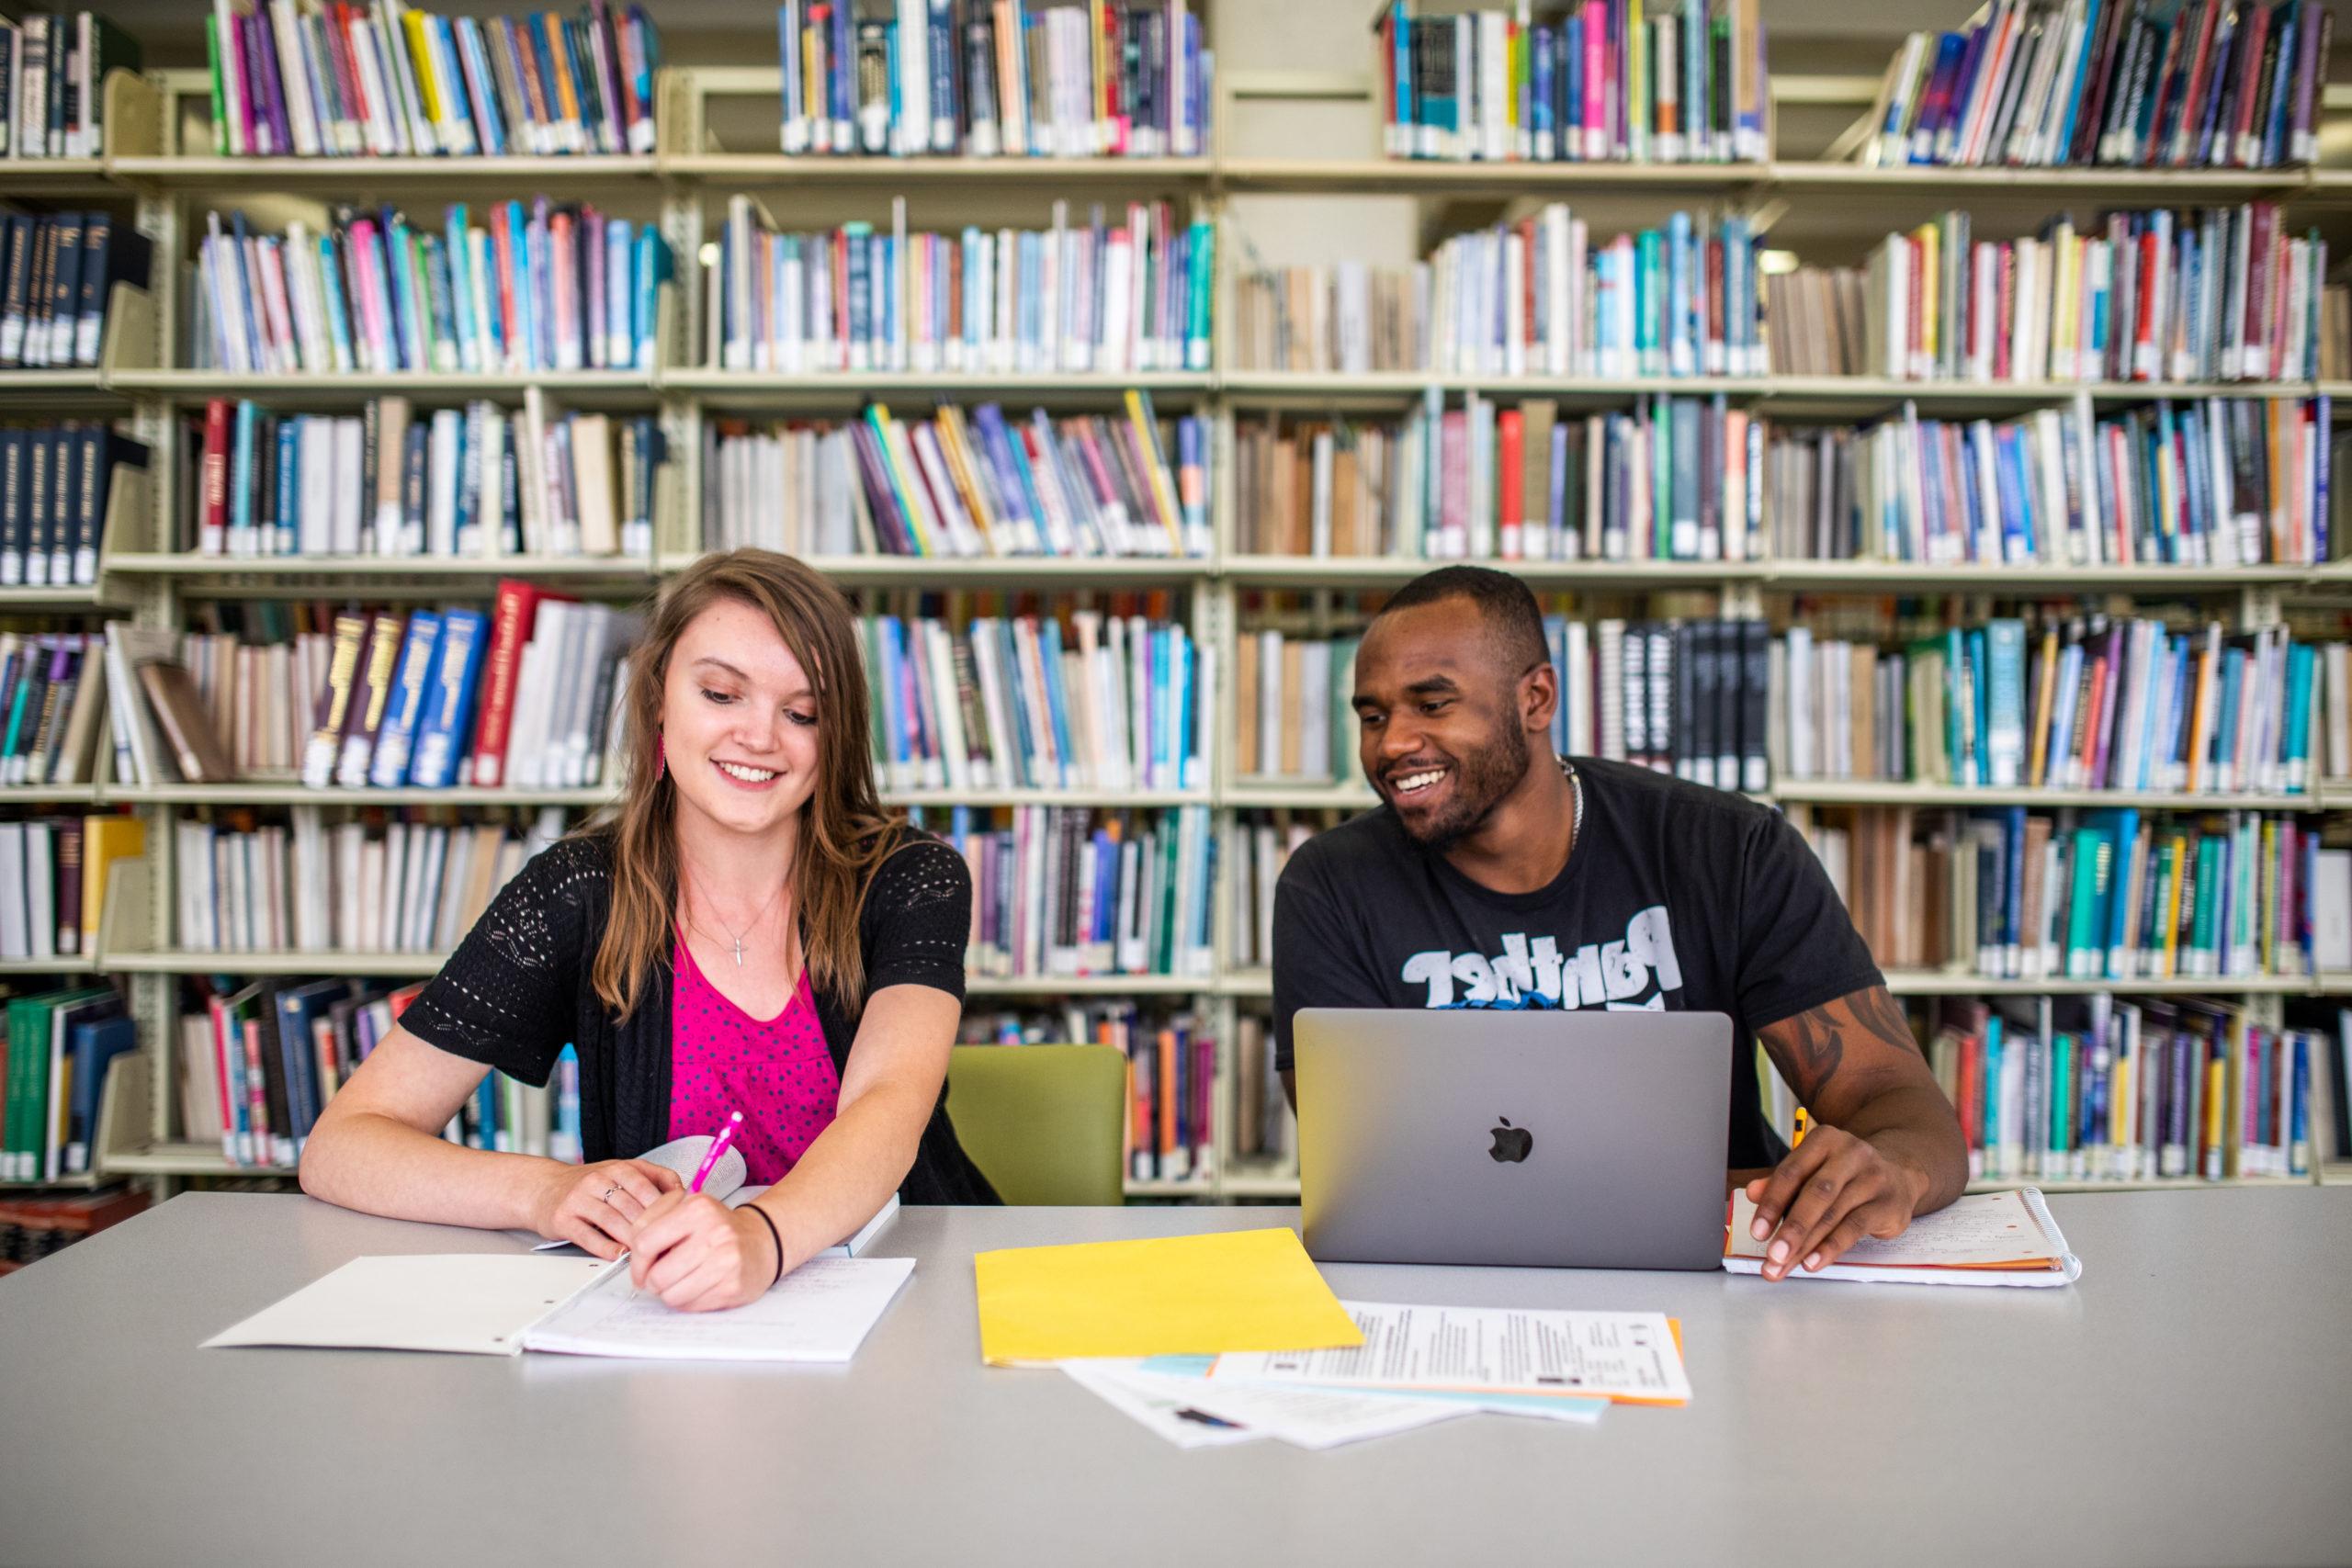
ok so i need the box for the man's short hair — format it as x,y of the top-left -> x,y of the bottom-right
1373,565 -> 1550,677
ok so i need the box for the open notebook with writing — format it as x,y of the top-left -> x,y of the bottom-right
1724,1188 -> 2082,1288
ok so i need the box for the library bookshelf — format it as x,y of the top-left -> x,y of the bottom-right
7,25 -> 2352,1201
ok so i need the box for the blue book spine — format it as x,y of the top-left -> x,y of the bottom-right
633,228 -> 670,371
2283,643 -> 2314,789
407,606 -> 487,787
995,620 -> 1037,788
274,417 -> 300,555
1985,617 -> 2026,786
1968,627 -> 1992,785
1037,618 -> 1075,789
384,212 -> 424,371
1667,211 -> 1692,376
2106,809 -> 2140,977
64,1015 -> 137,1175
604,219 -> 629,369
1530,25 -> 1553,158
228,400 -> 257,554
370,612 -> 444,787
317,235 -> 356,371
444,206 -> 477,371
2214,649 -> 2245,788
1982,1015 -> 2003,1167
505,201 -> 536,372
1564,10 -> 1582,158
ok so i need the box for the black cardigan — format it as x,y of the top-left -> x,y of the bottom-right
401,829 -> 998,1203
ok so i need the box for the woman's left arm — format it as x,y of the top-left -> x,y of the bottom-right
627,985 -> 956,1310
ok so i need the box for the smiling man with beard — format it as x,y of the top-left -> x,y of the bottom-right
1272,566 -> 1967,1278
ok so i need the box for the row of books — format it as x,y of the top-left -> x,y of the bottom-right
176,976 -> 582,1171
1,11 -> 139,158
1863,0 -> 2331,170
1763,398 -> 2333,568
1781,619 -> 2317,795
1226,808 -> 1323,975
1375,1 -> 1769,164
206,0 -> 659,157
0,423 -> 146,589
775,0 -> 1206,159
300,586 -> 635,791
1,985 -> 133,1182
1228,616 -> 1769,795
1231,396 -> 1763,563
1925,997 -> 2318,1185
0,632 -> 118,788
187,397 -> 665,560
698,394 -> 1209,558
171,805 -> 566,954
916,802 -> 1215,981
95,580 -> 625,792
2,210 -> 150,370
1770,204 -> 2328,386
0,815 -> 141,962
861,607 -> 1201,794
710,196 -> 1212,375
1230,1013 -> 1290,1168
1806,807 -> 2324,986
195,203 -> 671,377
1232,209 -> 1762,378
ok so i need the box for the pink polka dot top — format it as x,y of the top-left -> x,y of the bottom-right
667,936 -> 840,1184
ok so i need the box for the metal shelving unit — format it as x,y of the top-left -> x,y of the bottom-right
7,39 -> 2347,1203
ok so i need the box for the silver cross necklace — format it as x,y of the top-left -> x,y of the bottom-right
685,878 -> 789,969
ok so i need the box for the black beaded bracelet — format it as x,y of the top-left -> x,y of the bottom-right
742,1203 -> 786,1288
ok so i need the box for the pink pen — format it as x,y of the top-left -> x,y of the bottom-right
686,1111 -> 744,1194
631,1111 -> 744,1302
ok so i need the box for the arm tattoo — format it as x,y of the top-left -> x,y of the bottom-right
1849,987 -> 1919,1055
1776,1008 -> 1844,1107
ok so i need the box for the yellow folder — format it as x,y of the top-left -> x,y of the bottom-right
973,1228 -> 1364,1367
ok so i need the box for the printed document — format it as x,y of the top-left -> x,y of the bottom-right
1205,1303 -> 1691,1405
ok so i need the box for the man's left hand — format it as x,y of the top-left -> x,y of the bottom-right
1742,1125 -> 1926,1281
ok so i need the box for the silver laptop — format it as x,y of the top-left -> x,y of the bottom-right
1295,1008 -> 1734,1270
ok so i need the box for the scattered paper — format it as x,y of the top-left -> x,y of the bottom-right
522,1256 -> 915,1362
1058,1359 -> 1263,1449
1064,1359 -> 1467,1449
1138,1356 -> 1606,1426
1206,1303 -> 1690,1405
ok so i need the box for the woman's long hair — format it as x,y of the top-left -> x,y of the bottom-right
590,549 -> 899,1020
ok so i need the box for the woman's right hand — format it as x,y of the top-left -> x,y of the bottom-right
529,1159 -> 684,1259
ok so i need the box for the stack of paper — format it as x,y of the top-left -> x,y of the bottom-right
973,1228 -> 1690,1450
1725,1188 -> 2082,1287
1058,1302 -> 1690,1449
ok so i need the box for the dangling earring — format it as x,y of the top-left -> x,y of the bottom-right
655,732 -> 666,781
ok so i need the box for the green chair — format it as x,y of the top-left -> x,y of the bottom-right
946,1044 -> 1127,1206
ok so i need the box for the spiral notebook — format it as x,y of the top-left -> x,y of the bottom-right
1724,1187 -> 2082,1288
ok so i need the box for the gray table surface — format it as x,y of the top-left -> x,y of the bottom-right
2,1189 -> 2347,1568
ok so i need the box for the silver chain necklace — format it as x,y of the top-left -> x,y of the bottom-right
1558,754 -> 1584,846
684,878 -> 788,969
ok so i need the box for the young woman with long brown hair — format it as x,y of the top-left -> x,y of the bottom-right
300,549 -> 995,1312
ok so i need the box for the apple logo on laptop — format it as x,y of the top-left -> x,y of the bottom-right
1487,1117 -> 1532,1164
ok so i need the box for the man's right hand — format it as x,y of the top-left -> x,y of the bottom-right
529,1159 -> 684,1259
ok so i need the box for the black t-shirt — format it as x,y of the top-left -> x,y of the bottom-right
1272,756 -> 1884,1169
